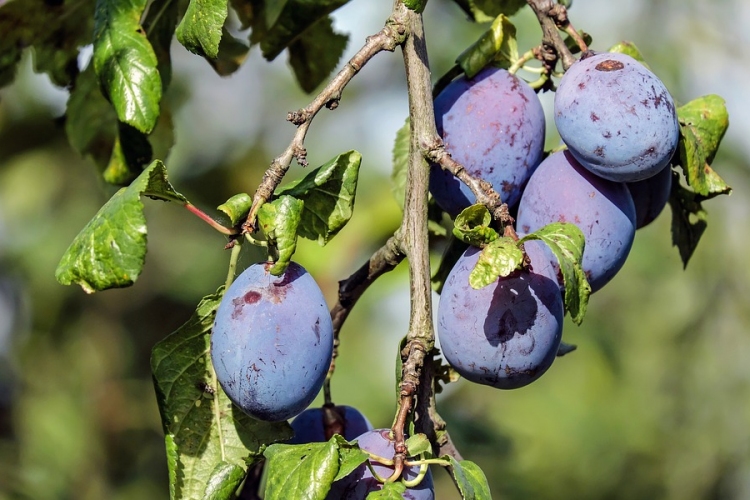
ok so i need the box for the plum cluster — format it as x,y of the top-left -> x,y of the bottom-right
434,52 -> 678,390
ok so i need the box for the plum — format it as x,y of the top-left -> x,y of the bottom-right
627,164 -> 673,229
516,150 -> 636,292
211,261 -> 333,422
555,52 -> 679,182
437,243 -> 564,390
327,429 -> 434,499
430,67 -> 546,216
290,405 -> 373,444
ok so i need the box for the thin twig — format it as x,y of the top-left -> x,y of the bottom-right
526,0 -> 577,71
241,19 -> 407,234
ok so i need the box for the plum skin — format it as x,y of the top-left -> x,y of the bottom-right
555,52 -> 679,182
437,243 -> 564,390
430,66 -> 546,216
290,405 -> 373,444
211,261 -> 333,422
326,429 -> 435,499
627,165 -> 673,229
516,151 -> 636,292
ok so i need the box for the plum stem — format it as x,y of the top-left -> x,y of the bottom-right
184,203 -> 238,235
224,239 -> 242,290
240,17 -> 407,235
525,0 -> 577,71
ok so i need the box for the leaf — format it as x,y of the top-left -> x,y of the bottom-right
451,0 -> 526,22
103,122 -> 154,185
259,0 -> 350,61
333,440 -> 369,482
143,0 -> 181,88
277,150 -> 361,245
55,160 -> 186,293
563,30 -> 592,55
0,0 -> 96,88
519,222 -> 590,325
403,0 -> 427,13
366,482 -> 407,499
93,0 -> 162,133
152,290 -> 293,500
203,462 -> 245,500
404,434 -> 431,456
263,441 -> 341,500
608,40 -> 647,66
447,457 -> 491,500
452,205 -> 499,247
218,193 -> 252,226
668,178 -> 708,268
207,28 -> 251,76
677,95 -> 731,198
469,237 -> 524,289
456,14 -> 518,78
288,15 -> 348,93
257,195 -> 304,276
391,118 -> 410,209
176,0 -> 229,59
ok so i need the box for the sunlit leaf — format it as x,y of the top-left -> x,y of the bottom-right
452,204 -> 499,247
469,237 -> 524,289
218,193 -> 252,226
446,456 -> 491,500
258,195 -> 304,276
176,0 -> 229,59
456,14 -> 518,77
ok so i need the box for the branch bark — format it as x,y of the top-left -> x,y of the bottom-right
526,0 -> 577,71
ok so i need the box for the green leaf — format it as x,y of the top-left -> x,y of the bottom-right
258,195 -> 304,276
366,482 -> 408,499
103,122 -> 153,185
519,222 -> 590,325
143,0 -> 181,88
207,28 -> 251,76
608,40 -> 647,66
677,95 -> 731,198
259,0 -> 350,61
176,0 -> 229,59
55,160 -> 186,293
563,30 -> 592,55
288,15 -> 348,93
0,0 -> 96,88
452,205 -> 499,247
333,439 -> 369,482
277,150 -> 361,245
203,462 -> 245,500
263,440 -> 341,500
469,237 -> 524,289
391,118 -> 410,209
152,290 -> 293,500
405,434 -> 431,456
403,0 -> 427,12
451,0 -> 526,22
218,193 -> 253,226
668,178 -> 708,268
447,456 -> 491,500
456,14 -> 518,78
93,0 -> 162,133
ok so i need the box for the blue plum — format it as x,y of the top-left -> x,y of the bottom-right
290,405 -> 373,444
430,67 -> 546,216
327,429 -> 435,499
627,165 -> 673,229
554,52 -> 679,182
211,261 -> 333,422
437,243 -> 564,390
516,150 -> 636,292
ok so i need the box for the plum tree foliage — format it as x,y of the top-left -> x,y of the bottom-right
0,0 -> 732,498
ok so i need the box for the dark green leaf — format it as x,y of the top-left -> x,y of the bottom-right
519,222 -> 590,325
288,16 -> 348,93
608,41 -> 647,66
452,205 -> 499,247
143,0 -> 182,88
451,0 -> 526,22
257,195 -> 304,276
218,193 -> 253,226
469,237 -> 523,289
403,0 -> 427,12
103,122 -> 153,185
668,177 -> 708,268
93,0 -> 162,133
0,0 -> 95,88
277,150 -> 361,245
366,482 -> 408,499
207,28 -> 250,76
677,95 -> 731,198
176,0 -> 229,59
259,0 -> 350,61
152,290 -> 293,500
392,118 -> 410,209
456,14 -> 517,78
55,160 -> 186,293
263,441 -> 341,500
447,456 -> 491,500
204,462 -> 245,500
404,434 -> 431,457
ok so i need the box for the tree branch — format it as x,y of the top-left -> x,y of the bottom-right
242,19 -> 407,234
526,0 -> 577,71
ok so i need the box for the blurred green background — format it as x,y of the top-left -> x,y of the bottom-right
1,0 -> 749,498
